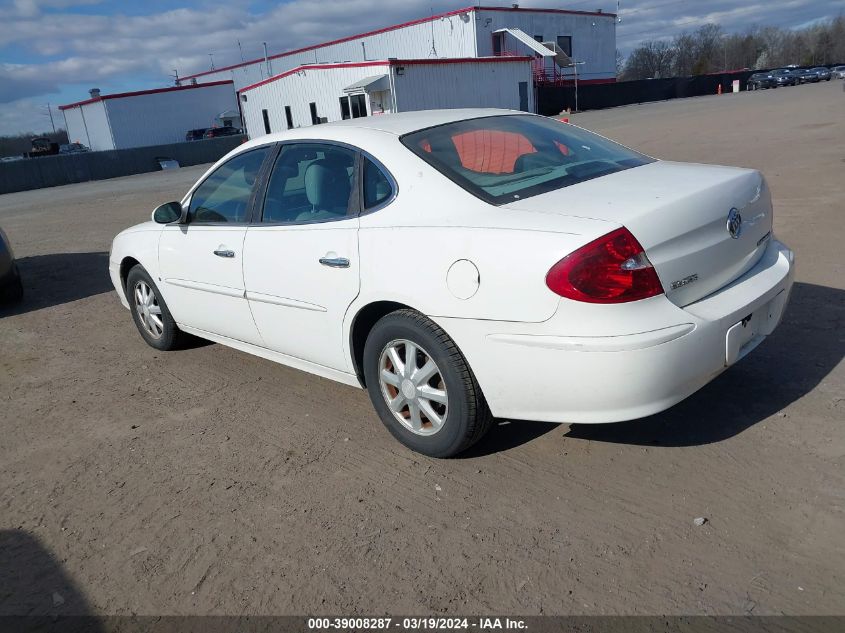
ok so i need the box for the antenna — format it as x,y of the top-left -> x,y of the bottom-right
617,0 -> 622,22
170,68 -> 179,85
237,40 -> 245,63
208,53 -> 215,70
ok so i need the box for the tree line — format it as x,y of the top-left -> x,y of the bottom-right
619,15 -> 845,80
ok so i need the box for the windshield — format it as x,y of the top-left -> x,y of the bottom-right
400,115 -> 653,205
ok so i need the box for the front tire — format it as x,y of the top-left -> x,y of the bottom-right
126,265 -> 184,351
363,309 -> 493,457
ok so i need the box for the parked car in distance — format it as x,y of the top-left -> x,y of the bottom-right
0,227 -> 23,303
809,66 -> 832,81
59,142 -> 89,154
204,126 -> 243,139
831,65 -> 845,79
793,68 -> 820,83
109,109 -> 795,457
769,69 -> 798,86
747,72 -> 777,90
185,128 -> 209,141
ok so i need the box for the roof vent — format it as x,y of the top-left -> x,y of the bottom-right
89,88 -> 101,98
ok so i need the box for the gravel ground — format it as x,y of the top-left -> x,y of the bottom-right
1,80 -> 843,617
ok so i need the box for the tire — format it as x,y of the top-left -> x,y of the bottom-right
125,265 -> 184,351
362,309 -> 493,458
0,264 -> 23,303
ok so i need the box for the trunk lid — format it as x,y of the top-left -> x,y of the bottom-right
502,161 -> 773,306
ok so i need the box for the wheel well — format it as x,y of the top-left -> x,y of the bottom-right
349,301 -> 412,387
119,257 -> 140,292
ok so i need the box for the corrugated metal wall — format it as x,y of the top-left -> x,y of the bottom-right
62,101 -> 114,152
393,60 -> 534,113
104,84 -> 238,149
475,9 -> 617,81
184,14 -> 477,91
242,63 -> 393,136
241,59 -> 533,139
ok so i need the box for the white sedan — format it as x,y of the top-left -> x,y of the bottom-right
109,109 -> 795,457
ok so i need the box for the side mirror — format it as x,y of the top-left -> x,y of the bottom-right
152,201 -> 183,224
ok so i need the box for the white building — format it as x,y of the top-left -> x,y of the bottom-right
177,5 -> 617,91
59,81 -> 238,151
240,57 -> 534,137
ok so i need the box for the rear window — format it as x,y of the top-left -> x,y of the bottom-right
400,115 -> 653,205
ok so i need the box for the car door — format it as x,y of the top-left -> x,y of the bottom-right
158,146 -> 272,345
243,142 -> 392,372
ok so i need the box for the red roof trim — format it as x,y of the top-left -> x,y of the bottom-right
477,6 -> 615,18
178,5 -> 615,82
239,61 -> 390,93
58,80 -> 234,110
238,57 -> 532,93
395,56 -> 533,66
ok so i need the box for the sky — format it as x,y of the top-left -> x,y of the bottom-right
1,0 -> 842,136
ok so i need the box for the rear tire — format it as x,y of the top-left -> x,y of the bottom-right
363,309 -> 493,458
126,265 -> 184,351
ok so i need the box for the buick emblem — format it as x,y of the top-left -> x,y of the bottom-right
727,207 -> 742,239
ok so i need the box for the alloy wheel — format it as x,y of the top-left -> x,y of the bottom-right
378,339 -> 448,436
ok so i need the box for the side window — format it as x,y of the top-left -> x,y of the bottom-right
363,158 -> 393,210
262,143 -> 356,224
189,148 -> 269,223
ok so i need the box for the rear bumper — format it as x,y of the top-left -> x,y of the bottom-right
434,239 -> 795,424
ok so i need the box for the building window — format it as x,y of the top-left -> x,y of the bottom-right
534,35 -> 543,43
309,102 -> 319,125
492,33 -> 503,56
340,97 -> 351,120
349,94 -> 367,118
285,106 -> 294,129
557,35 -> 572,57
262,109 -> 271,134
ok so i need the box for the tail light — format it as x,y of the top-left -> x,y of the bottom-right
546,227 -> 664,304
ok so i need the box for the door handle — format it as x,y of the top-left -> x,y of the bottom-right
319,256 -> 350,268
214,249 -> 235,258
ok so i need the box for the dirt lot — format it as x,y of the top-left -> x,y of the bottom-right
1,81 -> 843,617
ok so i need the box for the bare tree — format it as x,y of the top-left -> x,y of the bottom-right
622,40 -> 675,79
622,15 -> 845,82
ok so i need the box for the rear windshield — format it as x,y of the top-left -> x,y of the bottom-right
400,115 -> 653,205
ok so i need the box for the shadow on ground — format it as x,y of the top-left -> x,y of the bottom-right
0,529 -> 103,631
469,282 -> 844,453
0,252 -> 112,317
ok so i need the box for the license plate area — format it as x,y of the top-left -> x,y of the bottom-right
724,289 -> 788,366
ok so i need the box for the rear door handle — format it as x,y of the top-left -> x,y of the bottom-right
214,249 -> 235,258
319,256 -> 350,268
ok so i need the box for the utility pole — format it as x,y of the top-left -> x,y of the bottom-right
569,60 -> 586,112
42,103 -> 56,133
170,68 -> 179,85
263,42 -> 272,78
